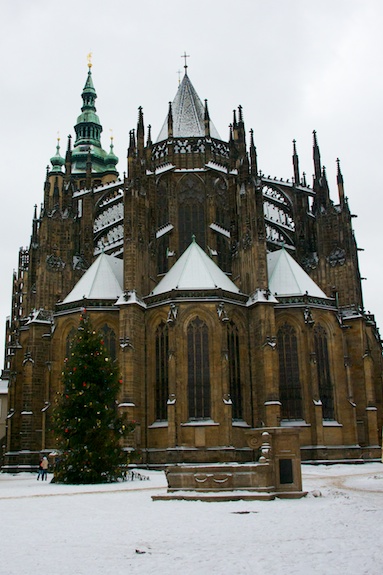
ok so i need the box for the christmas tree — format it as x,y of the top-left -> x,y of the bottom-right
52,313 -> 134,484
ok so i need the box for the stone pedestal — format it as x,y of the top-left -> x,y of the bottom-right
154,426 -> 306,501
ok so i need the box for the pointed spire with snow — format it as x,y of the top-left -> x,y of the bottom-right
156,72 -> 221,141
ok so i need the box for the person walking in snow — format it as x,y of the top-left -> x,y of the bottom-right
37,458 -> 43,480
41,456 -> 49,480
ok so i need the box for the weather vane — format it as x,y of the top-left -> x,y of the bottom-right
87,52 -> 93,68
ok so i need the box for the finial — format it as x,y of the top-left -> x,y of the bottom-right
177,69 -> 182,85
147,124 -> 152,146
238,105 -> 243,123
87,52 -> 92,69
250,129 -> 255,148
336,157 -> 344,188
191,234 -> 196,243
293,139 -> 297,154
181,51 -> 190,72
204,99 -> 210,120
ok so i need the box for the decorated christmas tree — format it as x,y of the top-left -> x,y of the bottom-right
53,313 -> 134,483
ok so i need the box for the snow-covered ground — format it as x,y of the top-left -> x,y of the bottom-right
0,463 -> 382,575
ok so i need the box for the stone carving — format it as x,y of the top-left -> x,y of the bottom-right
46,254 -> 65,271
216,302 -> 229,323
167,303 -> 178,325
327,247 -> 346,267
301,252 -> 319,271
119,336 -> 134,350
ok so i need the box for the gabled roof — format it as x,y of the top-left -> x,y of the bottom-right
151,238 -> 240,296
267,248 -> 329,298
156,72 -> 221,142
62,253 -> 123,304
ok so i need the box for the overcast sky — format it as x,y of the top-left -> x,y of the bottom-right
1,0 -> 382,358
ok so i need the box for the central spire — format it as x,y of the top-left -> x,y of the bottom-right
156,70 -> 221,142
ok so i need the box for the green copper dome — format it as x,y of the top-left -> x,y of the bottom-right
50,139 -> 65,173
105,138 -> 119,169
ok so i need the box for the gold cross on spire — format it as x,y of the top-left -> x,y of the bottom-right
87,52 -> 93,68
181,51 -> 190,71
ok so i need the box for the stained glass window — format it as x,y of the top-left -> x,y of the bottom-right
277,323 -> 303,419
155,321 -> 169,420
314,324 -> 334,420
227,321 -> 242,419
187,317 -> 210,419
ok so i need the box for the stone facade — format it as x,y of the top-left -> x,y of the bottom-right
1,64 -> 382,472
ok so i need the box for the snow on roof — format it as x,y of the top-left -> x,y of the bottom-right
62,253 -> 123,304
151,238 -> 241,296
267,248 -> 329,298
156,73 -> 221,142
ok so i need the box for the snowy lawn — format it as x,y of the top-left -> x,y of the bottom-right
0,463 -> 382,575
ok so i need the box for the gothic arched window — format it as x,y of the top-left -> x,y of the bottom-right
187,317 -> 210,419
178,177 -> 205,255
155,321 -> 169,420
277,323 -> 303,419
314,324 -> 334,420
227,321 -> 242,419
100,324 -> 117,361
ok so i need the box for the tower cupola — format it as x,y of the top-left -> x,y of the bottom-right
49,137 -> 65,173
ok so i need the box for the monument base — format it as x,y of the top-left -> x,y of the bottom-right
153,427 -> 307,501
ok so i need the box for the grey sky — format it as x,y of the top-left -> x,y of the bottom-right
1,0 -> 382,356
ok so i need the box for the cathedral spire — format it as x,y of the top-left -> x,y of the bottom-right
156,71 -> 221,142
146,124 -> 152,147
65,134 -> 72,178
336,157 -> 345,206
250,129 -> 258,176
167,102 -> 173,138
31,204 -> 38,248
313,130 -> 322,181
137,106 -> 145,155
292,139 -> 300,185
74,61 -> 102,147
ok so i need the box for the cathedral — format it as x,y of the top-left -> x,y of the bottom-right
1,59 -> 382,471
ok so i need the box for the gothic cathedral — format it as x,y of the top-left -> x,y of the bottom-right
2,61 -> 382,471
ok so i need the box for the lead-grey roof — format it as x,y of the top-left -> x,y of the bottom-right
156,72 -> 221,142
62,252 -> 123,304
267,248 -> 329,298
150,238 -> 240,296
